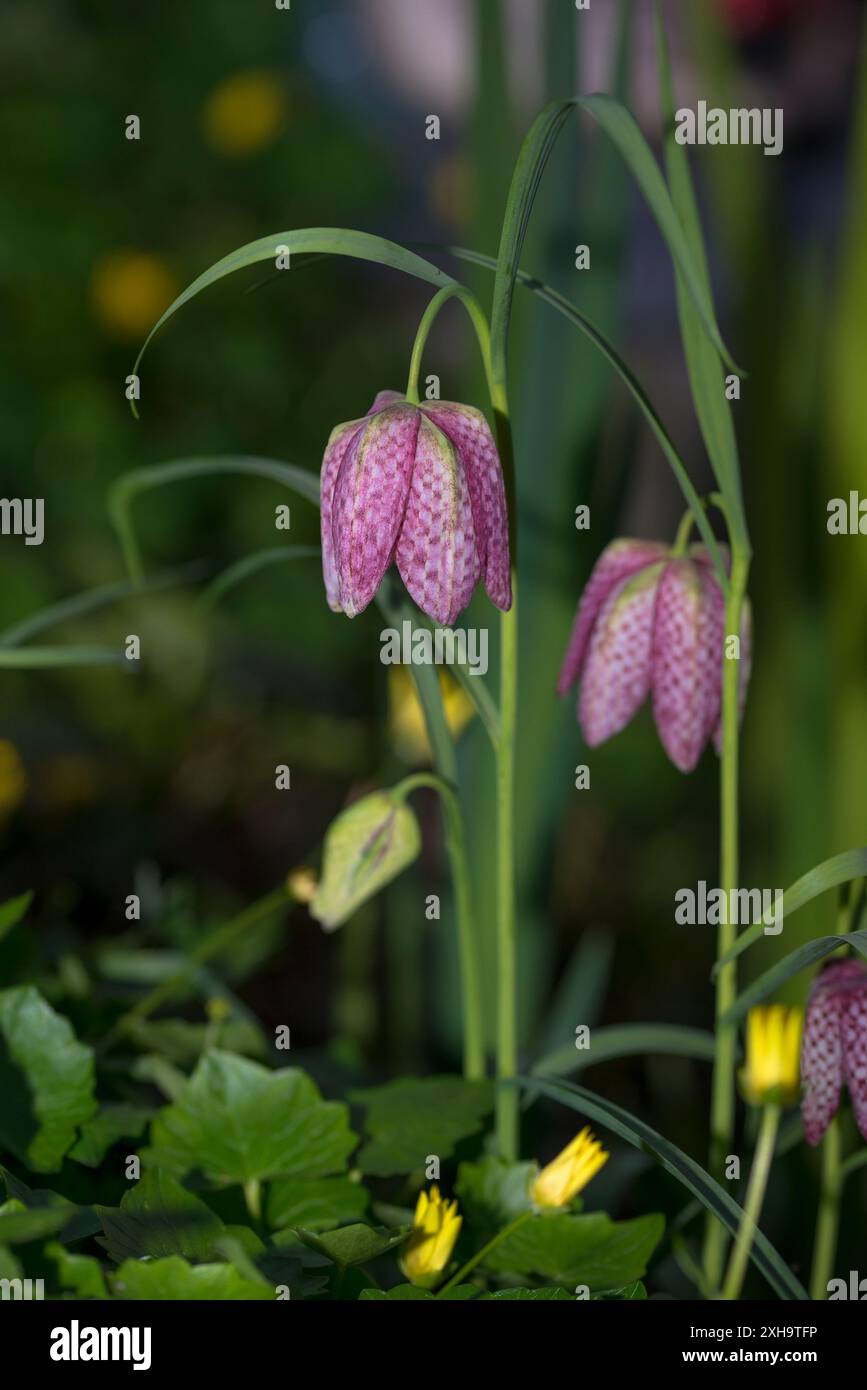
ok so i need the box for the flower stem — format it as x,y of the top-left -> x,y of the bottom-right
405,285 -> 494,406
496,594 -> 519,1159
703,550 -> 749,1286
720,1103 -> 780,1300
394,773 -> 485,1080
436,1209 -> 531,1297
809,1108 -> 843,1300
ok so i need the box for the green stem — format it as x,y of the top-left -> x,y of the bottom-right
99,881 -> 291,1053
405,285 -> 495,406
809,1116 -> 842,1300
436,1210 -> 531,1297
394,774 -> 485,1080
703,548 -> 750,1286
243,1179 -> 262,1225
720,1103 -> 780,1300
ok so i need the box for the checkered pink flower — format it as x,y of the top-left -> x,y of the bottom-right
801,958 -> 867,1147
557,538 -> 751,773
320,390 -> 511,626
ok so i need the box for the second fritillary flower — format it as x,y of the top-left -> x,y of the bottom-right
801,958 -> 867,1146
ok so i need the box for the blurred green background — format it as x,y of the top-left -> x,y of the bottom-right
1,0 -> 866,1293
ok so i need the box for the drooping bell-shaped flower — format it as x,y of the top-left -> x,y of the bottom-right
320,390 -> 511,626
557,538 -> 751,773
801,958 -> 867,1146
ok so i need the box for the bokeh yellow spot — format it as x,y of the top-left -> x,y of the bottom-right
202,70 -> 287,156
389,666 -> 475,765
0,740 -> 27,816
90,252 -> 178,340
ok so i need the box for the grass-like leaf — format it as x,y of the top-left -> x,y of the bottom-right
519,1075 -> 807,1300
722,929 -> 867,1028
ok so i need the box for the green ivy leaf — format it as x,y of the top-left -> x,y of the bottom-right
0,986 -> 97,1172
455,1156 -> 537,1235
482,1211 -> 664,1290
45,1241 -> 108,1299
0,1167 -> 99,1241
265,1175 -> 368,1232
111,1255 -> 274,1300
592,1280 -> 648,1300
0,1198 -> 73,1244
70,1104 -> 152,1168
293,1223 -> 408,1266
310,791 -> 421,931
480,1286 -> 575,1300
145,1050 -> 356,1185
352,1076 -> 493,1177
96,1171 -> 225,1262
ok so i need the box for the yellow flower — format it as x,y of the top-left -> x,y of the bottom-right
389,666 -> 475,764
0,740 -> 27,816
531,1127 -> 609,1209
740,1004 -> 802,1106
400,1186 -> 462,1287
90,252 -> 178,340
202,70 -> 287,156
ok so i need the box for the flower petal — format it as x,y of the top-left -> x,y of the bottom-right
651,558 -> 723,773
801,969 -> 847,1147
840,966 -> 867,1142
395,414 -> 481,625
331,405 -> 419,617
558,540 -> 667,695
421,401 -> 511,612
368,389 -> 406,415
578,561 -> 663,747
320,418 -> 366,612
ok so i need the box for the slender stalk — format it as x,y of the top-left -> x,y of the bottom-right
436,1209 -> 531,1298
405,285 -> 495,406
703,549 -> 750,1286
721,1103 -> 780,1300
809,1116 -> 842,1300
394,773 -> 485,1079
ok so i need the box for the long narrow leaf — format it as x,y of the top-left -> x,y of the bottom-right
653,4 -> 748,548
531,1023 -> 717,1081
519,1075 -> 807,1300
714,847 -> 867,974
722,929 -> 867,1028
0,646 -> 125,669
489,97 -> 740,385
199,547 -> 319,610
452,246 -> 726,585
131,229 -> 457,409
0,565 -> 206,649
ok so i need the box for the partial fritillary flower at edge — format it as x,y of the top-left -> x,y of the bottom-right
557,537 -> 752,773
801,958 -> 867,1146
320,390 -> 511,627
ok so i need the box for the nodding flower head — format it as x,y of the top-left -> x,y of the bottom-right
801,958 -> 867,1146
557,538 -> 751,773
320,390 -> 511,627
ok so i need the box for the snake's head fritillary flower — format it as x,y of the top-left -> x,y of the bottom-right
557,538 -> 752,773
320,390 -> 511,627
530,1126 -> 609,1209
801,958 -> 867,1146
400,1186 -> 462,1288
740,1004 -> 802,1107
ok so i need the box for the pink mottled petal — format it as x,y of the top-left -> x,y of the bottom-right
712,596 -> 753,754
558,541 -> 667,696
332,405 -> 419,617
368,390 -> 406,415
395,415 -> 481,626
801,972 -> 846,1147
841,971 -> 867,1142
421,401 -> 511,612
690,541 -> 731,579
578,561 -> 663,748
651,558 -> 725,773
320,418 -> 366,612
